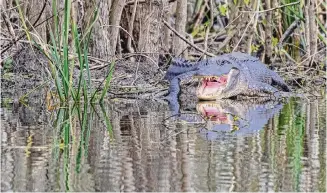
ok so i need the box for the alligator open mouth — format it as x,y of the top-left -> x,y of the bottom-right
196,102 -> 228,123
195,75 -> 228,100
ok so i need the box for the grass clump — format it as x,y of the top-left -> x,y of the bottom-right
15,0 -> 114,104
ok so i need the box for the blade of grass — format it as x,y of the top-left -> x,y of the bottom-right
100,103 -> 114,139
48,28 -> 65,100
75,88 -> 88,173
83,105 -> 94,158
71,17 -> 84,100
35,40 -> 76,101
62,0 -> 72,99
19,80 -> 50,101
83,79 -> 88,103
83,7 -> 99,87
316,16 -> 326,35
99,60 -> 116,103
79,7 -> 99,44
317,33 -> 327,45
52,0 -> 60,45
14,0 -> 32,44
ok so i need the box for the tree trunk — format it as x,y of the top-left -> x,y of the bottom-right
108,0 -> 126,58
308,0 -> 317,55
304,0 -> 311,58
173,0 -> 188,57
132,0 -> 164,63
304,0 -> 317,66
23,0 -> 48,42
163,0 -> 171,53
264,0 -> 272,64
83,0 -> 112,60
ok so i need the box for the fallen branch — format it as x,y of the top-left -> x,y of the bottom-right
162,20 -> 216,57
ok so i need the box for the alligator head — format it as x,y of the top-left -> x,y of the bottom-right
194,64 -> 241,100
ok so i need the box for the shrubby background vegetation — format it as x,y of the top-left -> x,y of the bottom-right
1,0 -> 326,92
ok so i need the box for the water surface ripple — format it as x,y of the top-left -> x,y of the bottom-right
1,98 -> 326,192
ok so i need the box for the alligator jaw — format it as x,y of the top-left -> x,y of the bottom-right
196,74 -> 228,100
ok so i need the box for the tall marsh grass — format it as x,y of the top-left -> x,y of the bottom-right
16,0 -> 114,104
15,0 -> 116,151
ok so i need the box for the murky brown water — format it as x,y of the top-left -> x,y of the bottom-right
1,97 -> 326,192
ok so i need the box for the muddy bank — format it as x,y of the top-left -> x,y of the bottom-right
1,47 -> 325,105
1,47 -> 169,96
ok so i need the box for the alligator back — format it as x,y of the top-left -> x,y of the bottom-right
164,58 -> 198,81
238,58 -> 291,92
227,52 -> 291,92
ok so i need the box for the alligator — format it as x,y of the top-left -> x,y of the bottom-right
164,52 -> 291,101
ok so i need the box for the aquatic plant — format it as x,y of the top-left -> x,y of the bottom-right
14,0 -> 115,104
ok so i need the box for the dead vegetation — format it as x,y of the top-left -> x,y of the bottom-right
0,0 -> 326,93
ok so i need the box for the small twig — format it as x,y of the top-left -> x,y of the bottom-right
89,63 -> 108,70
163,20 -> 216,57
122,53 -> 158,68
126,0 -> 144,5
109,87 -> 166,96
208,13 -> 243,49
126,0 -> 176,5
193,0 -> 208,32
232,13 -> 256,52
19,80 -> 51,101
131,60 -> 140,86
298,48 -> 326,65
1,0 -> 47,55
240,1 -> 300,13
1,12 -> 16,42
216,30 -> 237,52
203,0 -> 214,59
194,32 -> 226,43
277,18 -> 300,46
0,3 -> 25,13
100,24 -> 134,41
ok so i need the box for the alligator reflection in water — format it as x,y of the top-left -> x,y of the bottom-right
194,100 -> 285,138
1,98 -> 326,192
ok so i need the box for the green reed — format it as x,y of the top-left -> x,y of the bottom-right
49,0 -> 100,103
16,0 -> 113,103
49,102 -> 114,189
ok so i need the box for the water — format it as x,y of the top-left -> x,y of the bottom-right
1,97 -> 326,192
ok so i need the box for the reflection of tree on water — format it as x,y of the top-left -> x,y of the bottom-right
1,99 -> 325,192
